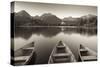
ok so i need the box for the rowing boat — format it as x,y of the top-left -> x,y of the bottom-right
12,42 -> 36,65
78,44 -> 97,61
48,41 -> 76,63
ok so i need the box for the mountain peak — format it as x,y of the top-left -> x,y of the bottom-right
81,14 -> 97,18
16,10 -> 31,17
40,13 -> 61,24
18,10 -> 27,13
41,13 -> 55,18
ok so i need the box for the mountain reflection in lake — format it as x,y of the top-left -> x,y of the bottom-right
13,27 -> 97,64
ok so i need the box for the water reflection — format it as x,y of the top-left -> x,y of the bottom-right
13,27 -> 97,64
15,27 -> 97,39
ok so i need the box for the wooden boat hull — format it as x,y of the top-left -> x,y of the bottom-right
12,42 -> 36,65
48,41 -> 76,64
78,44 -> 97,62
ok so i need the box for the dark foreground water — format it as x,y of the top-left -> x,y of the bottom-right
13,26 -> 97,64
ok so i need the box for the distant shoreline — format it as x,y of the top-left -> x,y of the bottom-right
16,26 -> 97,29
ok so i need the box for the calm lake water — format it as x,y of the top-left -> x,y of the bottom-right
13,26 -> 97,64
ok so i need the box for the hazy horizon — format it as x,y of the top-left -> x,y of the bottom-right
13,1 -> 97,18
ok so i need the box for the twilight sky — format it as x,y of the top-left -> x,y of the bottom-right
14,1 -> 97,18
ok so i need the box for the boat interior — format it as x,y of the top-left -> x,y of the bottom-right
52,41 -> 71,63
13,42 -> 35,65
80,44 -> 97,61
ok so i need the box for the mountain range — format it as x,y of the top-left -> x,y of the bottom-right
11,10 -> 97,27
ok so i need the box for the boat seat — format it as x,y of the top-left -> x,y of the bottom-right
14,61 -> 25,65
56,46 -> 65,49
14,56 -> 29,62
80,49 -> 88,56
22,47 -> 34,50
82,56 -> 97,61
80,49 -> 88,52
53,53 -> 71,58
53,58 -> 71,63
